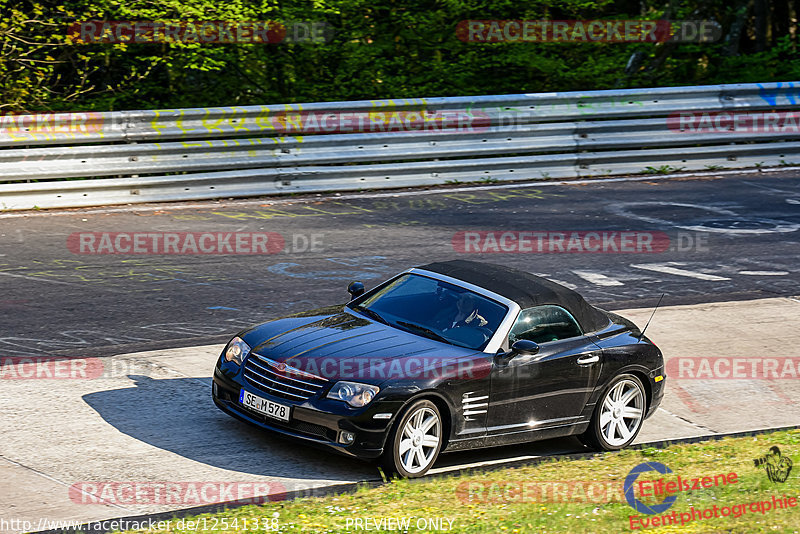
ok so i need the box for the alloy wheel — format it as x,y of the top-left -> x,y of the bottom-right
598,378 -> 644,447
398,406 -> 441,474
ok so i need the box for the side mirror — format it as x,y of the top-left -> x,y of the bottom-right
511,339 -> 540,356
348,281 -> 365,300
494,339 -> 540,366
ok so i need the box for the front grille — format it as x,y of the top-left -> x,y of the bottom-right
243,353 -> 328,402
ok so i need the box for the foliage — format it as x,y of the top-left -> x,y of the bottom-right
2,0 -> 799,111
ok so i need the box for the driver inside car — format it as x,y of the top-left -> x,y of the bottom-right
445,292 -> 488,330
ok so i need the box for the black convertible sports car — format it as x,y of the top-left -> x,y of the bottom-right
213,260 -> 665,477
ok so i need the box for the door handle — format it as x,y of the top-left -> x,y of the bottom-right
577,355 -> 599,365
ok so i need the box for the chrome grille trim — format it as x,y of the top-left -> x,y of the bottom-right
241,375 -> 307,400
243,367 -> 317,395
247,357 -> 324,389
250,353 -> 327,381
243,353 -> 328,401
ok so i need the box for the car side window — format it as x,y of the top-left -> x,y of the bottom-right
508,305 -> 583,345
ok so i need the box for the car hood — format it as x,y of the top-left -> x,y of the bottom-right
242,308 -> 490,384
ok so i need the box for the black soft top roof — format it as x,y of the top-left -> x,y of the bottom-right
417,260 -> 610,333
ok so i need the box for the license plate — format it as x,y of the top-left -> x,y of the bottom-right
239,390 -> 291,422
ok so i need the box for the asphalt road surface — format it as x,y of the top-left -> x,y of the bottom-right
1,170 -> 799,360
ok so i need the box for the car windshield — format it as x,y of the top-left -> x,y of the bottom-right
348,273 -> 508,350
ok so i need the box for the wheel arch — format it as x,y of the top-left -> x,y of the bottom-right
582,368 -> 650,451
396,390 -> 454,451
599,365 -> 652,412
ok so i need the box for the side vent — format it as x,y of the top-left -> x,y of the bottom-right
462,391 -> 489,421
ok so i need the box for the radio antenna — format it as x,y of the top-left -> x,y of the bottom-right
638,293 -> 664,342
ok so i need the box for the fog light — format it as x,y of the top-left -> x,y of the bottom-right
339,431 -> 355,445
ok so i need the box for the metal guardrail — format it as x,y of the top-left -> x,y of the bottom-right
2,82 -> 800,210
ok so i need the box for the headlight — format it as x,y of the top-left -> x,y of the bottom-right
223,337 -> 250,366
327,381 -> 380,408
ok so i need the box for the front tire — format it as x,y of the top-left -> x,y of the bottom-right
381,400 -> 442,478
581,373 -> 646,451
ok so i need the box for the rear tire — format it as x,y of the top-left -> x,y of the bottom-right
380,400 -> 442,478
581,373 -> 646,451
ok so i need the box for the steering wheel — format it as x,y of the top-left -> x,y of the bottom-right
443,325 -> 493,348
475,326 -> 494,344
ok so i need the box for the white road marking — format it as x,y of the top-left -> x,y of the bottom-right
630,263 -> 730,281
608,201 -> 800,235
0,271 -> 79,286
571,270 -> 624,286
656,407 -> 716,434
738,270 -> 789,276
742,181 -> 800,195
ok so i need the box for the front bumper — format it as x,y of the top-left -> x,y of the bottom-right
212,366 -> 403,460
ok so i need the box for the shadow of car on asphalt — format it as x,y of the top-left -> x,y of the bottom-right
82,374 -> 587,485
82,375 -> 376,484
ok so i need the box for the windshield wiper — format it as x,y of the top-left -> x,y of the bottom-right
354,306 -> 389,325
394,321 -> 449,343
